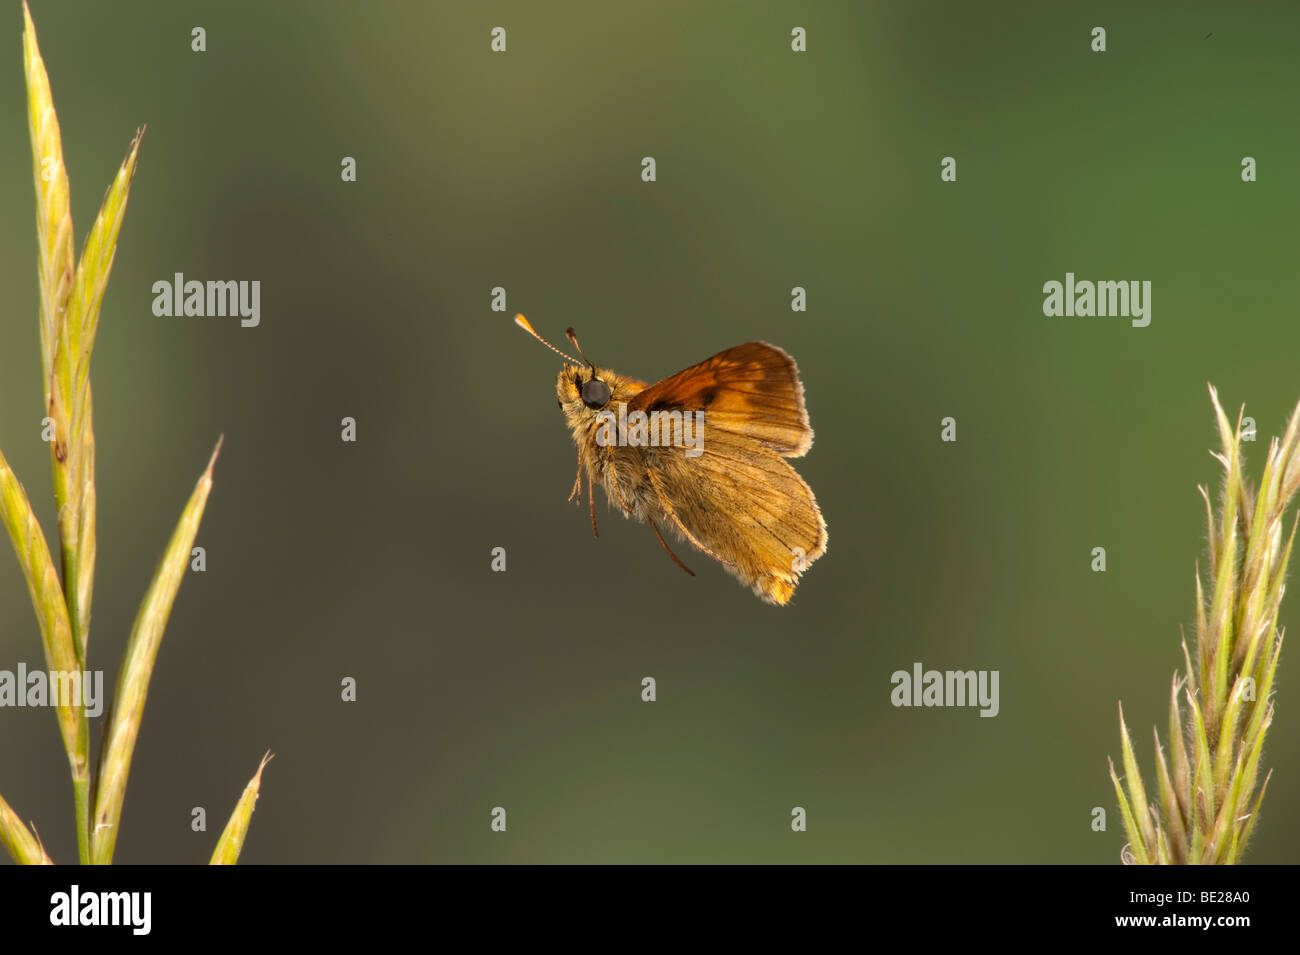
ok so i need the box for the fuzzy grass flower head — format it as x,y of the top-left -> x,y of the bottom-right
1111,384 -> 1299,864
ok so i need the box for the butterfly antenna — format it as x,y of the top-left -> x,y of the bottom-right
514,314 -> 581,364
565,327 -> 597,372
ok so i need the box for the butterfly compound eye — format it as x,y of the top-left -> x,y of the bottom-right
580,378 -> 612,409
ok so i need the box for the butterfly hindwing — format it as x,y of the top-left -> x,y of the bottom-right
642,425 -> 827,604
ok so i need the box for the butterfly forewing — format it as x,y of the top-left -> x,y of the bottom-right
628,342 -> 813,457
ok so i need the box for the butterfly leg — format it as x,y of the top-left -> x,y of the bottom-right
568,451 -> 583,503
646,468 -> 733,567
649,517 -> 695,577
605,461 -> 634,516
588,473 -> 598,538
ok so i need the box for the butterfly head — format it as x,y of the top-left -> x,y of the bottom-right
515,313 -> 627,417
557,363 -> 612,410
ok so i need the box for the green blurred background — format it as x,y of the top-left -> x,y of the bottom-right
2,1 -> 1298,863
